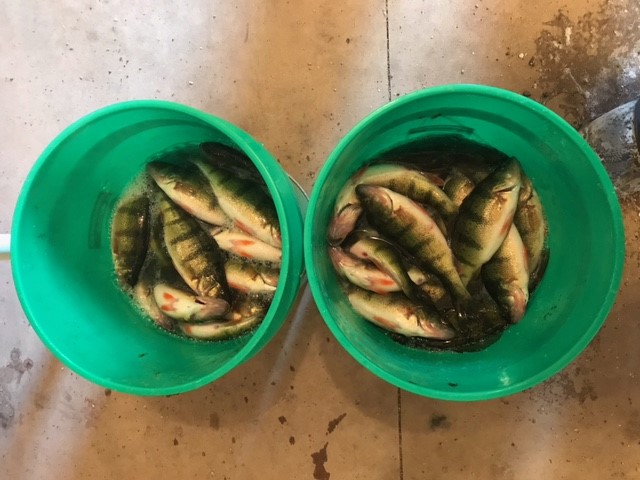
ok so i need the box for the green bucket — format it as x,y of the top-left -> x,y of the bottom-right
11,100 -> 305,396
304,84 -> 624,401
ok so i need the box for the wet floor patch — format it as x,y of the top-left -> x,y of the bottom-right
0,348 -> 33,430
531,0 -> 640,128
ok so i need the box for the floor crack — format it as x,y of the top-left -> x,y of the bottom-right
397,388 -> 404,480
385,0 -> 392,101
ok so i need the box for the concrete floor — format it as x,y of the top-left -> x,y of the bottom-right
2,0 -> 640,478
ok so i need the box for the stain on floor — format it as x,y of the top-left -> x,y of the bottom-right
311,442 -> 330,480
623,410 -> 640,442
430,414 -> 452,431
0,348 -> 33,429
532,0 -> 640,127
326,413 -> 346,435
209,412 -> 220,430
529,368 -> 599,412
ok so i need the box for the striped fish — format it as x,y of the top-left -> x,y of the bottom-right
111,194 -> 150,287
223,258 -> 279,295
443,170 -> 475,209
147,161 -> 229,226
194,159 -> 281,248
344,230 -> 423,302
514,175 -> 547,280
482,224 -> 530,323
355,184 -> 471,305
153,283 -> 229,322
133,260 -> 175,332
179,295 -> 269,340
362,167 -> 457,220
451,158 -> 522,286
159,195 -> 230,301
329,246 -> 429,294
206,227 -> 282,264
328,164 -> 411,245
346,285 -> 455,340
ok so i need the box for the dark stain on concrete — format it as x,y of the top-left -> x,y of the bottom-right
623,410 -> 640,441
430,414 -> 452,431
311,442 -> 330,480
0,395 -> 13,430
327,413 -> 346,435
533,0 -> 640,127
555,372 -> 598,404
489,462 -> 516,480
209,412 -> 220,430
33,392 -> 46,410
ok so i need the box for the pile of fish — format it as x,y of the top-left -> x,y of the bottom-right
110,142 -> 281,340
327,154 -> 548,351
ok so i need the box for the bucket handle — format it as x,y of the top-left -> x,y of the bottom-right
0,234 -> 10,258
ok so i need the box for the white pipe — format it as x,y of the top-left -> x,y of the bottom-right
0,234 -> 10,258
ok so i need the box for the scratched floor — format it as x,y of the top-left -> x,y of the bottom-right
2,0 -> 640,479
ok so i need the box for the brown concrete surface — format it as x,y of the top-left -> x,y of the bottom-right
1,0 -> 640,478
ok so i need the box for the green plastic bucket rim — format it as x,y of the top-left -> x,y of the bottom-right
11,99 -> 306,396
304,83 -> 625,401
